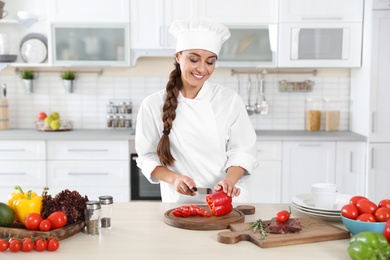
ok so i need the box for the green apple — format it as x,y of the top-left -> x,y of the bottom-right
50,112 -> 60,120
50,119 -> 61,130
44,116 -> 53,127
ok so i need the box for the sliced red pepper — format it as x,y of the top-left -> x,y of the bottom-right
384,219 -> 390,243
206,190 -> 233,216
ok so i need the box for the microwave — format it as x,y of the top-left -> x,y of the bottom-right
217,24 -> 278,68
278,23 -> 362,68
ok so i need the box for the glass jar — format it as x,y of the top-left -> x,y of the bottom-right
98,195 -> 113,229
324,99 -> 341,131
305,98 -> 322,131
106,101 -> 113,113
119,115 -> 126,128
85,201 -> 101,235
120,102 -> 127,114
106,115 -> 113,128
125,101 -> 132,114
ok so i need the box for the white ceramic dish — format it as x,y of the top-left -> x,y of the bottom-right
0,54 -> 17,63
19,33 -> 48,63
291,203 -> 342,220
291,193 -> 352,212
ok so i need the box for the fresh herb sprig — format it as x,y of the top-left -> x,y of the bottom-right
247,219 -> 268,240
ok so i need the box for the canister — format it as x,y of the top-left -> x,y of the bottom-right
324,99 -> 341,131
85,200 -> 101,235
305,98 -> 322,131
99,195 -> 113,229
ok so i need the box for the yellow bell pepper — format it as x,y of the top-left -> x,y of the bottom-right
7,186 -> 38,222
13,190 -> 42,225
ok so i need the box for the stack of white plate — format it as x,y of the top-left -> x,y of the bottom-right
291,193 -> 353,220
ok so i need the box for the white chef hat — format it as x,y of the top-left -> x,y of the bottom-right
169,17 -> 231,57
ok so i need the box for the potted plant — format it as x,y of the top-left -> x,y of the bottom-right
61,70 -> 76,93
20,69 -> 35,93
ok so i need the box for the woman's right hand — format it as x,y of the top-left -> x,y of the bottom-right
173,174 -> 197,196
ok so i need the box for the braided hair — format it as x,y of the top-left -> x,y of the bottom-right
156,60 -> 182,166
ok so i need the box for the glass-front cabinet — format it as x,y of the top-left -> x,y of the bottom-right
50,24 -> 129,66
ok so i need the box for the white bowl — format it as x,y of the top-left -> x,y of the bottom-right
311,183 -> 337,193
17,11 -> 38,20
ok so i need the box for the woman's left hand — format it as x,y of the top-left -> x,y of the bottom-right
214,180 -> 240,198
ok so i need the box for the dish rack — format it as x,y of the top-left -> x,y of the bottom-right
279,80 -> 314,92
106,99 -> 133,129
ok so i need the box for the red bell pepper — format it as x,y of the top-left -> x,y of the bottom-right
206,190 -> 233,216
384,219 -> 390,243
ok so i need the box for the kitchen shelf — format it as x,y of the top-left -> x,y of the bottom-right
279,80 -> 314,92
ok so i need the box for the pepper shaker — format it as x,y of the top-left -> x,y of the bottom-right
99,195 -> 113,229
85,200 -> 101,235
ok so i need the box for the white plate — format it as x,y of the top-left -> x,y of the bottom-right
291,203 -> 342,220
291,202 -> 341,216
19,33 -> 48,63
292,193 -> 352,213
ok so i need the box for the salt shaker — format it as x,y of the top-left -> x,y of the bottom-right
85,200 -> 101,235
98,195 -> 113,229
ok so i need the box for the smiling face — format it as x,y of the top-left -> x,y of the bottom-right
175,49 -> 217,98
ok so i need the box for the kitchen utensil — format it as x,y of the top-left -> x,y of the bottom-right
164,205 -> 255,230
217,216 -> 350,248
254,74 -> 262,114
291,193 -> 352,212
191,187 -> 213,194
259,72 -> 269,115
341,216 -> 386,236
245,75 -> 254,115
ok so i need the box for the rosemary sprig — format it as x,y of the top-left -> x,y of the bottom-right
247,219 -> 267,240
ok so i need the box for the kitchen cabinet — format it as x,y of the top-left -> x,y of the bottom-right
46,140 -> 130,202
281,141 -> 336,203
0,141 -> 46,200
367,144 -> 390,202
247,141 -> 282,203
47,0 -> 130,23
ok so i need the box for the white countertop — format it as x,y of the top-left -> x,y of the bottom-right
0,202 -> 351,260
0,129 -> 366,141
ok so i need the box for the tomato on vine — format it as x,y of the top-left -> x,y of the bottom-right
0,238 -> 9,252
276,207 -> 291,223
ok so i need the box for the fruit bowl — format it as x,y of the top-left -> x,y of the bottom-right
341,216 -> 386,236
35,120 -> 73,132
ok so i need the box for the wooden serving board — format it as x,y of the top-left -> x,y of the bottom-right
217,217 -> 350,248
0,221 -> 85,240
164,205 -> 255,230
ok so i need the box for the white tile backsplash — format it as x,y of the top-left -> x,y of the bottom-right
0,71 -> 350,131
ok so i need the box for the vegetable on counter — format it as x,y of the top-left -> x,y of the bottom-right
13,190 -> 42,225
275,207 -> 291,223
347,232 -> 390,260
206,190 -> 233,217
7,185 -> 39,223
172,205 -> 211,217
384,220 -> 390,244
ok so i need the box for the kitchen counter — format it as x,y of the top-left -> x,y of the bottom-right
0,128 -> 366,141
0,203 -> 351,260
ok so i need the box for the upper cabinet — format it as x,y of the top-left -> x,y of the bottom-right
47,0 -> 130,23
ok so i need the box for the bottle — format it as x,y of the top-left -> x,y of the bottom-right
99,195 -> 113,229
85,201 -> 101,235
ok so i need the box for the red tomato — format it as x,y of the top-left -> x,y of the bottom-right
384,220 -> 390,243
378,199 -> 390,209
341,204 -> 359,219
0,238 -> 9,252
24,213 -> 43,230
34,237 -> 48,252
276,210 -> 290,223
21,237 -> 34,252
356,199 -> 378,215
47,237 -> 60,252
8,238 -> 21,252
39,219 -> 52,231
374,207 -> 390,222
47,211 -> 68,229
349,196 -> 368,206
356,213 -> 376,222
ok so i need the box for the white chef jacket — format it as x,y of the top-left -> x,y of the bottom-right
135,81 -> 258,203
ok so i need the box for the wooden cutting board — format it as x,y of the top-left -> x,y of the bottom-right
217,217 -> 350,248
0,221 -> 85,240
164,205 -> 255,230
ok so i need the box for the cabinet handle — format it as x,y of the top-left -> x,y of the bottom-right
371,148 -> 375,169
349,152 -> 353,173
67,149 -> 109,152
159,26 -> 164,47
0,172 -> 26,175
298,143 -> 321,147
68,172 -> 109,176
0,149 -> 26,152
301,16 -> 343,21
371,112 -> 376,133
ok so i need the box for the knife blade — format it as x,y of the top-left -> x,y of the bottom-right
191,187 -> 213,194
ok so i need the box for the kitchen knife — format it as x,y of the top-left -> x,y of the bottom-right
192,187 -> 213,194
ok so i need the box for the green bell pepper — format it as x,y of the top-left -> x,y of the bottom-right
347,232 -> 390,260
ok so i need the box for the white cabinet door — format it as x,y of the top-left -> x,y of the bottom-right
0,141 -> 46,160
196,0 -> 278,24
368,144 -> 390,202
335,142 -> 366,196
370,11 -> 390,142
47,0 -> 130,22
281,141 -> 336,203
279,0 -> 364,22
246,141 -> 282,203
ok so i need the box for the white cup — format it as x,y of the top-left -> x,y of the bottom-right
311,183 -> 337,209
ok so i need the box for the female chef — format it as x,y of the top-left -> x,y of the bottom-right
135,17 -> 258,203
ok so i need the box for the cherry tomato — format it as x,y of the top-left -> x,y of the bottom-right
356,213 -> 376,222
374,207 -> 390,222
34,237 -> 47,252
356,199 -> 378,215
24,213 -> 43,231
276,209 -> 290,223
0,238 -> 9,252
8,238 -> 21,252
39,219 -> 52,231
349,195 -> 367,206
378,199 -> 390,209
47,211 -> 68,229
47,237 -> 60,252
21,237 -> 34,252
341,204 -> 359,219
384,220 -> 390,243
